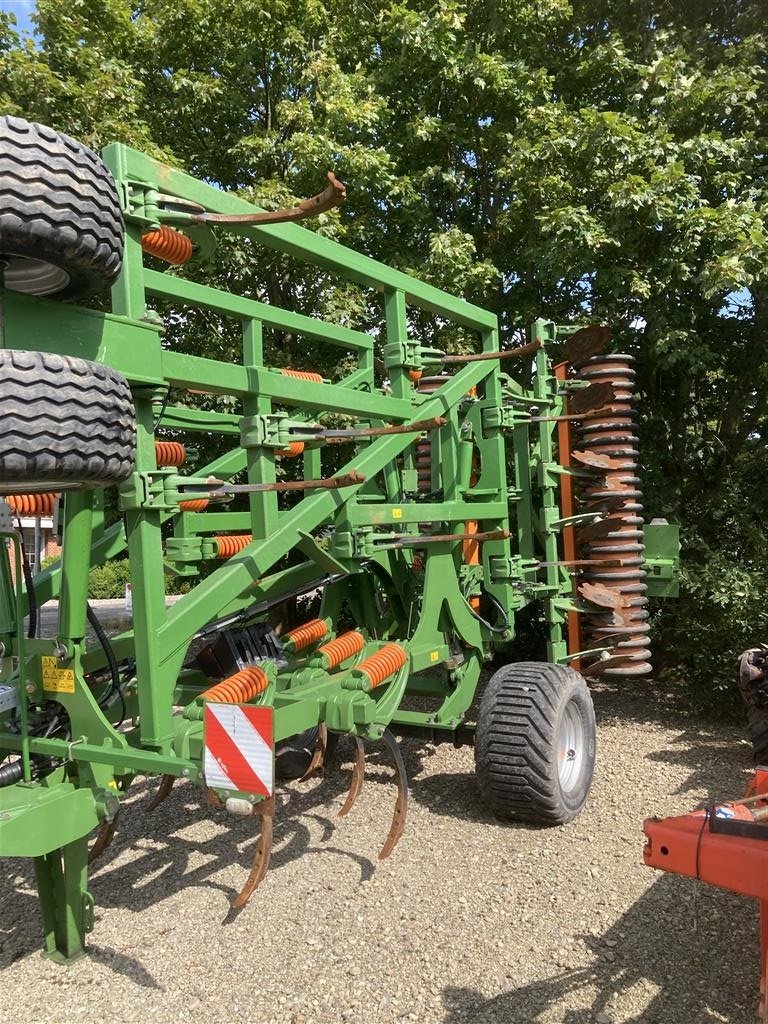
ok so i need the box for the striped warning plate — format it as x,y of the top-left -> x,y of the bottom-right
204,703 -> 274,796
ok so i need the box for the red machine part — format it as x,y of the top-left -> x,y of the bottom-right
279,440 -> 305,458
154,440 -> 186,467
200,666 -> 269,703
355,643 -> 408,689
280,368 -> 323,383
5,493 -> 59,517
178,498 -> 209,512
141,225 -> 194,265
644,767 -> 768,1019
214,534 -> 253,557
283,617 -> 329,652
317,630 -> 365,669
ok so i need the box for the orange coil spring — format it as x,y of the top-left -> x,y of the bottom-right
318,630 -> 365,669
281,368 -> 323,383
201,665 -> 269,703
5,493 -> 59,516
356,643 -> 408,689
141,225 -> 193,265
178,498 -> 209,512
279,440 -> 305,458
283,618 -> 329,651
214,534 -> 253,557
154,440 -> 186,467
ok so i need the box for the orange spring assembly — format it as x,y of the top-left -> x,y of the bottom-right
200,665 -> 269,704
178,498 -> 209,512
214,534 -> 253,557
355,643 -> 408,689
281,368 -> 323,383
5,493 -> 59,516
154,440 -> 186,467
278,440 -> 305,458
141,225 -> 194,265
283,618 -> 329,651
318,630 -> 365,669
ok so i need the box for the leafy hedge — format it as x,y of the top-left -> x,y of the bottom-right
87,559 -> 191,599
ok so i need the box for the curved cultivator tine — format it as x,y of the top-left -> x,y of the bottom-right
299,723 -> 328,782
337,735 -> 366,818
379,729 -> 408,860
146,773 -> 175,812
88,818 -> 117,865
232,796 -> 276,909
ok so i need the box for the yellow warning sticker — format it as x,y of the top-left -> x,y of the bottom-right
392,508 -> 403,520
430,650 -> 440,663
42,656 -> 75,694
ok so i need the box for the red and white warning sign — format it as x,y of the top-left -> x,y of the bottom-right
204,703 -> 274,796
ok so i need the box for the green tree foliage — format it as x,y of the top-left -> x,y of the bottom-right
0,0 -> 765,705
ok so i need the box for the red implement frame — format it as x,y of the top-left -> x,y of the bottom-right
643,767 -> 768,1019
554,361 -> 582,667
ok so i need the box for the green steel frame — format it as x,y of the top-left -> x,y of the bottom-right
0,143 -> 678,961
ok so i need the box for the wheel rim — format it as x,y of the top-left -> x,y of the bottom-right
557,699 -> 585,794
2,255 -> 71,295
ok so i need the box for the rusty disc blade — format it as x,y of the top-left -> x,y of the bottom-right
337,736 -> 365,817
571,449 -> 627,471
146,773 -> 175,812
577,518 -> 617,542
378,729 -> 408,861
568,381 -> 616,415
564,325 -> 612,365
232,796 -> 276,908
579,581 -> 628,609
582,653 -> 640,675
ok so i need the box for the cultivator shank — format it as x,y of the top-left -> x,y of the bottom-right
0,122 -> 678,961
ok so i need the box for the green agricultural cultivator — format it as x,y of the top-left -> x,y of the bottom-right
0,117 -> 677,962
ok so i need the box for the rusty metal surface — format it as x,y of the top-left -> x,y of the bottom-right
298,723 -> 328,782
571,353 -> 650,677
191,172 -> 346,226
378,729 -> 408,861
337,736 -> 366,818
88,819 -> 117,865
564,325 -> 611,365
146,773 -> 175,812
232,795 -> 276,908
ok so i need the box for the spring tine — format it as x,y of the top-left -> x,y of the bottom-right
205,787 -> 223,809
232,796 -> 276,909
299,723 -> 328,782
88,819 -> 117,865
146,773 -> 175,812
378,728 -> 408,861
338,736 -> 366,817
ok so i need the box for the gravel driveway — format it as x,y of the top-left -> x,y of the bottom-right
0,680 -> 757,1024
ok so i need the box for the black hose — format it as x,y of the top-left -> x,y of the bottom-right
0,752 -> 60,788
0,757 -> 23,787
87,603 -> 122,716
14,517 -> 37,639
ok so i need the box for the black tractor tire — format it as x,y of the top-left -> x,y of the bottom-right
0,349 -> 136,493
0,115 -> 124,299
475,661 -> 596,825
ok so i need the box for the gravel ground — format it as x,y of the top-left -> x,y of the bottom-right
0,678 -> 758,1024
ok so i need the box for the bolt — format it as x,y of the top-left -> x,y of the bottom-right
25,682 -> 36,695
181,768 -> 190,778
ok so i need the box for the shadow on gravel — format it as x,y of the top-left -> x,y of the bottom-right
440,872 -> 757,1024
0,765 -> 377,972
